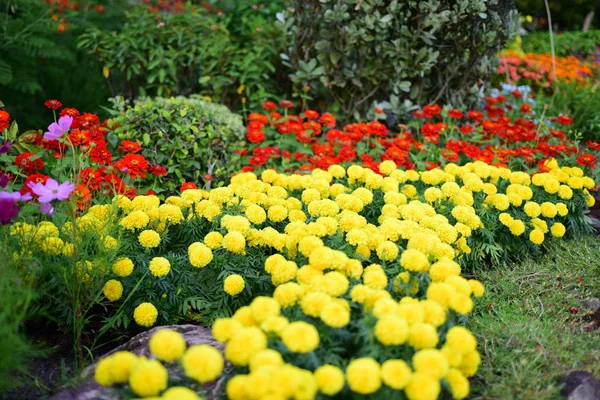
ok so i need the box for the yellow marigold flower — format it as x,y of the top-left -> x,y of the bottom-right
363,268 -> 388,290
413,349 -> 448,379
509,219 -> 525,236
273,282 -> 304,308
540,202 -> 557,218
468,280 -> 485,297
315,364 -> 345,395
400,249 -> 430,273
212,318 -> 242,343
320,301 -> 350,328
128,359 -> 168,397
148,257 -> 170,277
459,350 -> 481,377
94,356 -> 113,386
245,204 -> 267,225
407,323 -> 439,349
40,236 -> 64,255
268,204 -> 288,222
298,236 -> 324,257
189,242 -> 213,268
250,296 -> 280,323
260,316 -> 289,336
529,229 -> 545,245
223,231 -> 246,255
446,368 -> 470,399
61,242 -> 75,257
233,306 -> 256,327
381,359 -> 411,390
346,358 -> 381,395
119,210 -> 149,230
587,192 -> 596,207
567,176 -> 583,189
446,326 -> 477,353
182,344 -> 223,383
261,169 -> 278,183
226,375 -> 249,400
376,241 -> 399,261
379,160 -> 397,175
281,321 -> 320,353
523,201 -> 541,218
374,316 -> 409,345
103,279 -> 123,302
225,327 -> 267,366
404,372 -> 440,400
249,349 -> 283,372
103,235 -> 118,250
556,202 -> 568,217
551,222 -> 566,238
106,351 -> 139,384
271,260 -> 299,285
204,231 -> 223,249
149,329 -> 186,362
498,212 -> 513,226
224,274 -> 245,296
133,302 -> 158,327
162,387 -> 202,400
222,215 -> 251,234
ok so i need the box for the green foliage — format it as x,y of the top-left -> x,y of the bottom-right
534,81 -> 600,142
107,96 -> 245,192
279,0 -> 517,120
0,0 -> 127,129
0,231 -> 36,391
78,3 -> 286,112
522,30 -> 600,57
515,0 -> 599,30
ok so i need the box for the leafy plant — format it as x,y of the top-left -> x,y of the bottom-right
522,30 -> 600,58
106,96 -> 245,192
278,0 -> 517,120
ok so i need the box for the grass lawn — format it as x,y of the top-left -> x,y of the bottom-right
469,235 -> 600,399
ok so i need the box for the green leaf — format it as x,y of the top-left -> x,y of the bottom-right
143,133 -> 151,145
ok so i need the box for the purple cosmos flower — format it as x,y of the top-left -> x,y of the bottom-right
0,140 -> 10,155
0,198 -> 19,225
44,115 -> 73,141
0,191 -> 32,202
27,178 -> 75,203
39,202 -> 55,216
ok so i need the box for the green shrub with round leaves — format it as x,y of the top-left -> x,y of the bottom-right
107,96 -> 245,193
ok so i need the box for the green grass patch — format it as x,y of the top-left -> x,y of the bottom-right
469,236 -> 600,399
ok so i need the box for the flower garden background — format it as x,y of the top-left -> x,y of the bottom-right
1,1 -> 600,399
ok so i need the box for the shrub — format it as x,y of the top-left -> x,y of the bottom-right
521,30 -> 600,58
107,96 -> 245,192
515,0 -> 599,30
78,3 -> 286,112
279,0 -> 517,119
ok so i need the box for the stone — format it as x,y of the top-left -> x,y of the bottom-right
581,298 -> 600,312
50,325 -> 227,400
561,371 -> 600,400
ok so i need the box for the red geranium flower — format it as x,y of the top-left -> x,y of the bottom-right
15,152 -> 44,173
115,154 -> 149,179
90,145 -> 113,165
118,140 -> 143,153
149,165 -> 167,176
181,182 -> 198,192
44,100 -> 63,110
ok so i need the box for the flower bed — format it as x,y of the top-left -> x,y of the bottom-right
7,158 -> 595,399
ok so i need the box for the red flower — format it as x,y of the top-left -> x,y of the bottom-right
374,107 -> 385,114
520,104 -> 532,113
511,89 -> 523,98
423,104 -> 441,118
20,173 -> 49,197
115,154 -> 149,179
118,140 -> 143,154
467,111 -> 483,121
181,182 -> 198,192
448,109 -> 463,119
94,4 -> 105,12
203,174 -> 214,181
460,124 -> 475,134
44,100 -> 63,110
90,145 -> 113,165
15,152 -> 44,173
60,108 -> 80,118
79,168 -> 105,191
75,113 -> 100,130
318,113 -> 336,128
279,100 -> 294,109
68,129 -> 90,146
367,121 -> 388,137
557,114 -> 573,125
74,184 -> 92,210
262,101 -> 277,111
149,165 -> 167,176
0,110 -> 10,132
247,130 -> 265,144
577,153 -> 596,168
304,110 -> 319,119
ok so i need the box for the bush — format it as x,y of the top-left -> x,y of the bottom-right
78,3 -> 286,112
522,30 -> 600,57
0,0 -> 126,129
515,0 -> 599,30
107,96 -> 245,192
279,0 -> 517,119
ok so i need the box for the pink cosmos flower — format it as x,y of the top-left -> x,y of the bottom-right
27,178 -> 75,203
0,191 -> 32,202
44,115 -> 73,141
